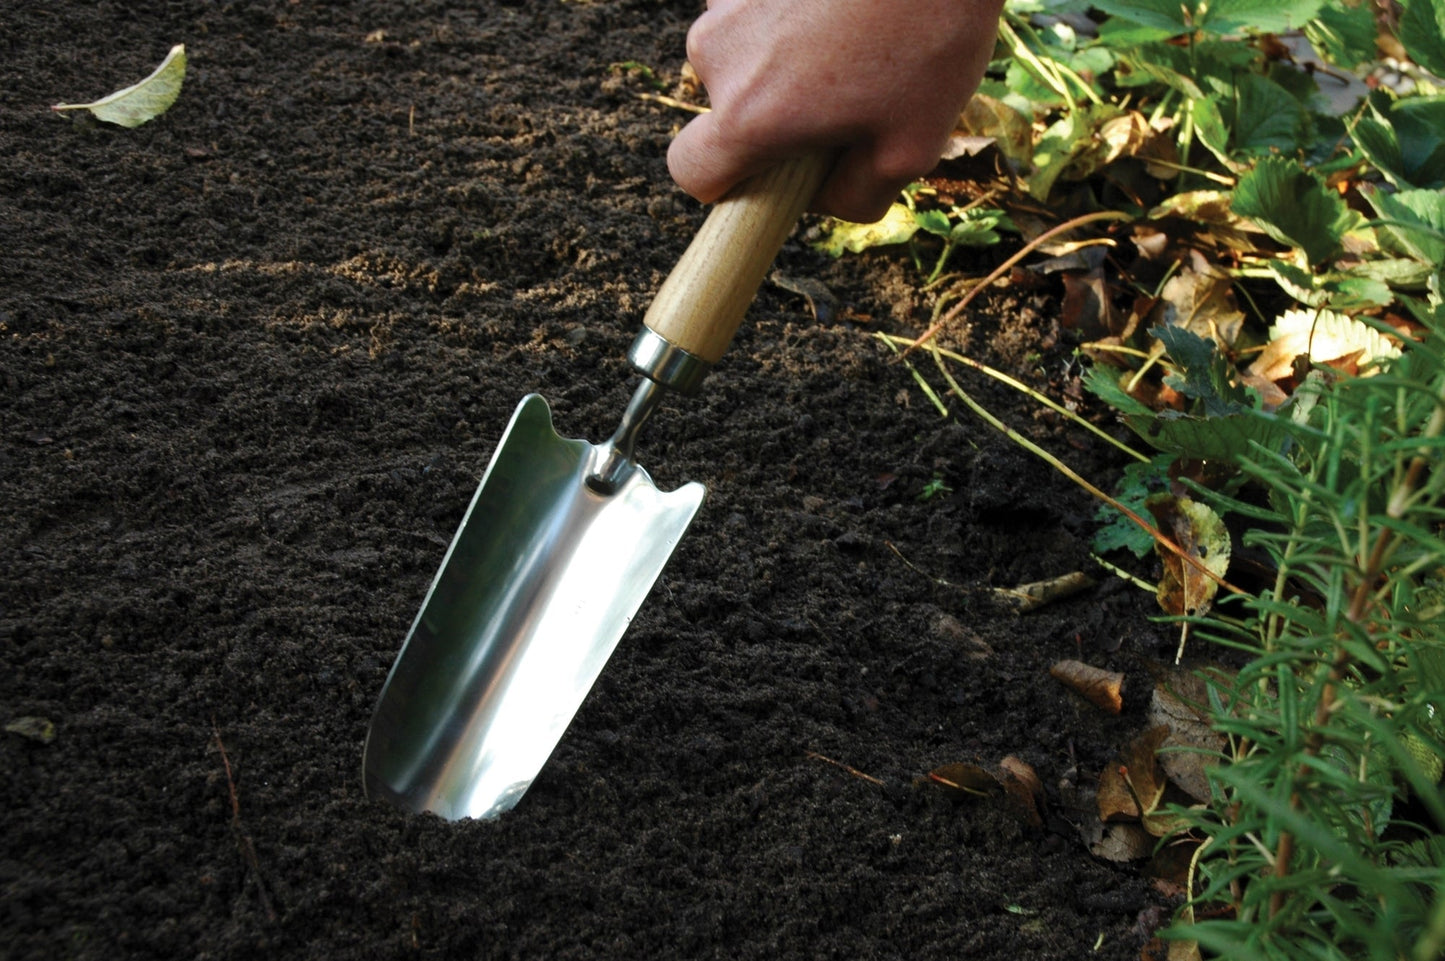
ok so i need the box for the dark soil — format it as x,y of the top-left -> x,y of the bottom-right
3,3 -> 1175,958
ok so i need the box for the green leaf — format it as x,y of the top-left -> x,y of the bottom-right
1399,0 -> 1445,78
1267,259 -> 1400,308
1093,0 -> 1195,36
1197,0 -> 1325,35
1362,186 -> 1445,266
1155,324 -> 1253,415
1230,155 -> 1363,267
1095,0 -> 1324,37
1231,73 -> 1309,155
1083,366 -> 1154,418
814,203 -> 919,256
915,209 -> 952,238
949,209 -> 1006,247
1306,2 -> 1382,70
1126,409 -> 1292,461
1355,97 -> 1445,189
1393,97 -> 1445,188
52,44 -> 186,128
1093,455 -> 1174,558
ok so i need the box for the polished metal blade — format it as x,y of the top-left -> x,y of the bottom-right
363,393 -> 704,820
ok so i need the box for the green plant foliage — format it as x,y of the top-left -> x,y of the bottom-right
1172,332 -> 1445,960
1230,156 -> 1364,267
1352,97 -> 1445,190
1364,185 -> 1445,267
1093,455 -> 1174,557
1400,0 -> 1445,79
1307,2 -> 1385,69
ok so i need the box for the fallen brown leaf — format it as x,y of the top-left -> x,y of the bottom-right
1051,659 -> 1125,714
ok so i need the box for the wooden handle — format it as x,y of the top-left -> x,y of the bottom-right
643,154 -> 831,365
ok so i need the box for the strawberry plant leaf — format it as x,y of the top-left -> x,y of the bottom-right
1093,0 -> 1196,37
1155,325 -> 1252,415
1197,0 -> 1326,35
1307,2 -> 1387,69
1362,186 -> 1445,266
1094,455 -> 1174,558
52,44 -> 186,128
1230,156 -> 1362,267
1232,73 -> 1311,155
1354,98 -> 1445,189
1399,0 -> 1445,79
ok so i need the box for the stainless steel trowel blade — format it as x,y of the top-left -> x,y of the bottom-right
363,393 -> 704,820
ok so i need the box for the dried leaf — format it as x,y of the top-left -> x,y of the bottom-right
5,716 -> 56,744
1147,263 -> 1246,348
1146,494 -> 1231,618
1050,659 -> 1125,714
1098,725 -> 1170,821
954,93 -> 1033,168
991,571 -> 1095,613
998,755 -> 1046,829
1091,822 -> 1154,862
53,44 -> 187,128
1149,676 -> 1225,804
1247,307 -> 1402,384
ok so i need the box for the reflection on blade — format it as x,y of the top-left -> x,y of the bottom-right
363,394 -> 704,820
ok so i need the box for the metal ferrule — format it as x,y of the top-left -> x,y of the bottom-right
627,327 -> 710,396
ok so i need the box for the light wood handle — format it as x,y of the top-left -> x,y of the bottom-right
643,154 -> 832,365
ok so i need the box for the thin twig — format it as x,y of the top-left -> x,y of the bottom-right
212,720 -> 277,923
903,209 -> 1131,357
806,751 -> 886,787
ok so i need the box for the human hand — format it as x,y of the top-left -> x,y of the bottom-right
667,0 -> 1004,223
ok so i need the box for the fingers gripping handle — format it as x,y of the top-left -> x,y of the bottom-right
633,154 -> 831,392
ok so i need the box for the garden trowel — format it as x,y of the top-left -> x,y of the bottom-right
363,155 -> 830,820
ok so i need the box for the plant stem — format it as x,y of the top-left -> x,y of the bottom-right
904,210 -> 1131,355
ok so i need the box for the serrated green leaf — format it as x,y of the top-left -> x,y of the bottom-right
1156,324 -> 1253,414
1393,97 -> 1445,188
1233,73 -> 1310,154
813,203 -> 919,257
1400,0 -> 1445,79
1198,0 -> 1325,35
1093,455 -> 1175,558
1230,156 -> 1363,267
1364,186 -> 1445,266
1307,2 -> 1386,70
1267,259 -> 1400,308
1126,409 -> 1292,461
1356,97 -> 1445,189
1083,366 -> 1155,418
52,44 -> 186,128
915,209 -> 952,238
1093,0 -> 1195,36
949,209 -> 1005,247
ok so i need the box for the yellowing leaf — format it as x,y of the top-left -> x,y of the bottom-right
814,202 -> 919,257
1147,494 -> 1230,618
53,44 -> 186,128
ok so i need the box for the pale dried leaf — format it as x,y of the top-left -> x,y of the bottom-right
1248,307 -> 1402,383
1091,822 -> 1155,861
1149,675 -> 1226,803
53,45 -> 187,128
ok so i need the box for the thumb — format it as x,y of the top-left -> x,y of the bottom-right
667,112 -> 777,205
